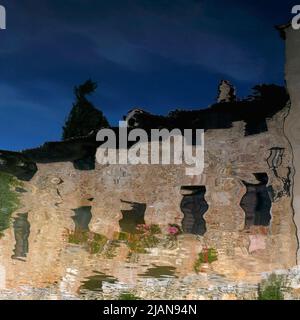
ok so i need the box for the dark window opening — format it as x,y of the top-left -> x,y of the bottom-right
240,173 -> 272,228
11,213 -> 30,261
180,186 -> 208,236
72,206 -> 92,232
119,200 -> 146,234
244,119 -> 268,136
73,156 -> 95,171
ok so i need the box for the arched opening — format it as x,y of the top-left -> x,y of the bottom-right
240,173 -> 272,228
119,200 -> 146,234
180,186 -> 208,235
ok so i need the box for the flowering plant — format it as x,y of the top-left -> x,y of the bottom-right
136,224 -> 161,235
167,224 -> 182,237
113,224 -> 162,256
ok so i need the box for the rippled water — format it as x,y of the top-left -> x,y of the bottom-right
0,171 -> 267,300
0,174 -> 203,300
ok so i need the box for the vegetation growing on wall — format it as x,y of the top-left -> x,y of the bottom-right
114,224 -> 162,255
0,172 -> 20,238
258,273 -> 285,300
194,247 -> 218,273
117,292 -> 141,300
67,229 -> 108,254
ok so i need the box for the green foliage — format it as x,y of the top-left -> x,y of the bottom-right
148,224 -> 161,235
127,234 -> 159,254
62,79 -> 109,140
68,230 -> 107,254
68,230 -> 89,244
90,233 -> 108,254
129,224 -> 161,254
194,248 -> 218,273
117,231 -> 130,241
0,172 -> 20,237
118,224 -> 161,238
118,292 -> 141,300
114,224 -> 162,255
258,274 -> 285,300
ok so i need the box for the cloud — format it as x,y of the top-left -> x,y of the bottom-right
62,0 -> 268,81
0,0 -> 277,82
0,82 -> 68,120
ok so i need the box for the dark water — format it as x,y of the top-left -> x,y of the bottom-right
80,271 -> 117,292
138,265 -> 177,279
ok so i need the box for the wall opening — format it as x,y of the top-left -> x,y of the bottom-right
119,200 -> 146,234
244,119 -> 268,136
240,173 -> 272,228
73,156 -> 95,171
11,213 -> 30,261
180,186 -> 208,235
71,206 -> 92,232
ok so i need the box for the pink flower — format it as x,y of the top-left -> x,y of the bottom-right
168,226 -> 179,235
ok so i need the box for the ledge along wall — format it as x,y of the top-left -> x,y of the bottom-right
283,24 -> 300,262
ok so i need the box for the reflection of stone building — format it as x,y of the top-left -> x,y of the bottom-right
279,23 -> 300,263
0,24 -> 300,299
0,99 -> 297,296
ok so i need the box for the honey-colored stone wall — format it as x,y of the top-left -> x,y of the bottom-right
283,24 -> 300,262
0,104 -> 297,296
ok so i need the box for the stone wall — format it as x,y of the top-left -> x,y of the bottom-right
0,26 -> 299,298
282,24 -> 300,262
0,103 -> 297,297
